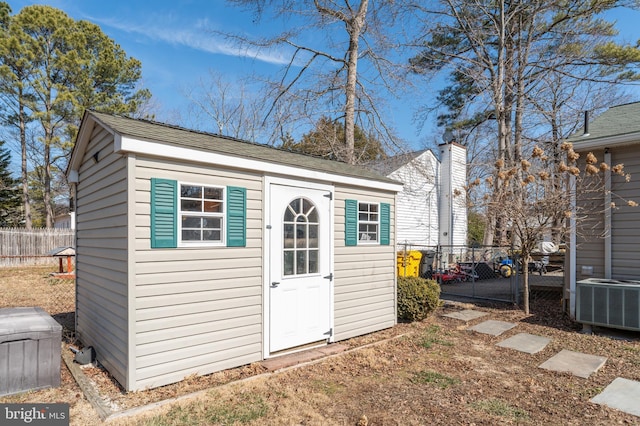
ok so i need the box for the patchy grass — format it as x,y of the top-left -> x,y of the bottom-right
471,398 -> 529,421
419,324 -> 454,349
410,370 -> 460,389
309,379 -> 346,396
134,391 -> 268,426
0,265 -> 74,314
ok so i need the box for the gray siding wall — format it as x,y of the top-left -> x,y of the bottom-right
75,125 -> 129,388
610,145 -> 640,279
133,158 -> 263,390
575,145 -> 640,281
333,186 -> 397,341
575,148 -> 607,280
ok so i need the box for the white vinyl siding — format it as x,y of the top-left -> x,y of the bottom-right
75,125 -> 129,388
334,186 -> 396,341
133,159 -> 263,390
439,143 -> 467,247
388,151 -> 439,247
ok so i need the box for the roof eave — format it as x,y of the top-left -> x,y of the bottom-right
116,135 -> 403,192
67,111 -> 116,182
570,132 -> 640,151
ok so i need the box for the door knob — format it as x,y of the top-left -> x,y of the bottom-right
271,281 -> 280,288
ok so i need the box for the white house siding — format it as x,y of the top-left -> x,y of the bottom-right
132,157 -> 264,390
75,125 -> 129,388
333,186 -> 396,341
438,143 -> 467,247
389,152 -> 439,247
610,145 -> 640,279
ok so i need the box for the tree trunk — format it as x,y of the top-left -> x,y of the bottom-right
19,95 -> 31,229
343,0 -> 368,165
483,216 -> 495,246
44,142 -> 53,228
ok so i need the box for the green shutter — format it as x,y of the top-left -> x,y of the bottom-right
151,178 -> 177,248
345,199 -> 358,246
380,202 -> 390,245
227,186 -> 246,247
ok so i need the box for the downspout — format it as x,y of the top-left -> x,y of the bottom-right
437,151 -> 442,248
569,174 -> 576,318
448,144 -> 453,247
604,148 -> 612,279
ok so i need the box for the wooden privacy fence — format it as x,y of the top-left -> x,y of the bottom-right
0,228 -> 75,267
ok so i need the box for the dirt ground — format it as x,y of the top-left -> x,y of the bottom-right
2,266 -> 640,425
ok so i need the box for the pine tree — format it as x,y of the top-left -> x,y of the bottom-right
0,139 -> 21,226
0,3 -> 151,227
280,116 -> 386,163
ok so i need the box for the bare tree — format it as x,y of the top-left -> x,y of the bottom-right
181,70 -> 292,145
225,0 -> 408,163
409,0 -> 640,246
470,139 -> 636,314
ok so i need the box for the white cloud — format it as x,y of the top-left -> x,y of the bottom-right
90,15 -> 293,66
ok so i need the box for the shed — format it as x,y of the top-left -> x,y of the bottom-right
368,143 -> 467,248
566,102 -> 640,331
66,111 -> 402,391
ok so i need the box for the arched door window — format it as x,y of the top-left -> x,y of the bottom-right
283,197 -> 319,276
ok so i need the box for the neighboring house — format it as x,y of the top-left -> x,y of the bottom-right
53,212 -> 76,229
66,111 -> 402,391
369,142 -> 467,248
566,102 -> 640,332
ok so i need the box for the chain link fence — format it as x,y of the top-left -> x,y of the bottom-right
47,276 -> 76,343
397,243 -> 565,305
1,228 -> 76,341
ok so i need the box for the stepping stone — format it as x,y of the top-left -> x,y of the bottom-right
497,333 -> 550,354
591,377 -> 640,417
443,309 -> 488,322
468,320 -> 517,336
538,349 -> 607,379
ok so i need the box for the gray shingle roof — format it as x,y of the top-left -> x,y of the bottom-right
367,150 -> 430,176
568,102 -> 640,144
88,111 -> 398,185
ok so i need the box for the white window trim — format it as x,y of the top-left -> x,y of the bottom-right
177,182 -> 226,247
358,201 -> 380,245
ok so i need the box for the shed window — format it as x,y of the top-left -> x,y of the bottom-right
358,202 -> 379,242
151,178 -> 246,248
180,184 -> 225,244
344,199 -> 390,246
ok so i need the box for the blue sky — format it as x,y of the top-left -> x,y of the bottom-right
6,0 -> 640,152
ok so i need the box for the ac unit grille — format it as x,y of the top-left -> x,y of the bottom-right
577,279 -> 640,332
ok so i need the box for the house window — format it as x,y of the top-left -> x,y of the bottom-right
358,202 -> 379,243
179,184 -> 224,244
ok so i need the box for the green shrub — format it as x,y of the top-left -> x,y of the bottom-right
397,276 -> 441,322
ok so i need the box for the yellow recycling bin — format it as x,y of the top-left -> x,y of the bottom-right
397,250 -> 423,277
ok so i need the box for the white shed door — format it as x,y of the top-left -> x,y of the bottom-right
269,184 -> 332,353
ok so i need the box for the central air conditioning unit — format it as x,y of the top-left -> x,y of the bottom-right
576,278 -> 640,332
